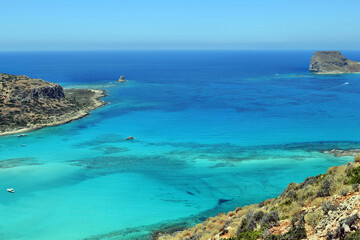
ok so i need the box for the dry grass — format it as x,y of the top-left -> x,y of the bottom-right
354,154 -> 360,163
310,197 -> 323,208
305,209 -> 323,227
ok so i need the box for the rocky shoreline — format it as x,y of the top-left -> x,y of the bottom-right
320,149 -> 360,158
0,73 -> 107,136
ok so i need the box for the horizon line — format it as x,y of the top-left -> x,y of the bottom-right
1,48 -> 360,52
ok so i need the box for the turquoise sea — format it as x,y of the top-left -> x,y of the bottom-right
0,50 -> 360,239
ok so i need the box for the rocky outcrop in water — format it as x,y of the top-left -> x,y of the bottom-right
321,149 -> 360,157
117,75 -> 126,82
309,51 -> 360,74
0,73 -> 106,135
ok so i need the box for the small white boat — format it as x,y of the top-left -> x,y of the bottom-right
7,188 -> 14,193
18,134 -> 26,137
344,82 -> 350,85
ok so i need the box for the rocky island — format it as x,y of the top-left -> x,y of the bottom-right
118,75 -> 126,82
309,51 -> 360,74
0,73 -> 106,136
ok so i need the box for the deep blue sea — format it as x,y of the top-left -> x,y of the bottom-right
0,50 -> 360,239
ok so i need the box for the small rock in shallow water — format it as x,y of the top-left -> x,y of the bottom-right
117,75 -> 126,82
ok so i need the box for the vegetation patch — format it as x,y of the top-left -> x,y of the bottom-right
228,228 -> 264,240
345,231 -> 360,240
346,166 -> 360,184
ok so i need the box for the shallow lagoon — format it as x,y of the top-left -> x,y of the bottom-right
0,51 -> 360,239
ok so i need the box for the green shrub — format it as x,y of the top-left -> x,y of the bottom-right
346,166 -> 360,184
260,211 -> 280,228
281,199 -> 292,206
265,235 -> 281,240
282,216 -> 307,240
263,216 -> 307,240
228,228 -> 264,240
305,209 -> 323,227
345,231 -> 360,240
321,200 -> 338,214
317,177 -> 334,197
340,186 -> 352,196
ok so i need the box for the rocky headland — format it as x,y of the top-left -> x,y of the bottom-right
321,149 -> 360,158
0,73 -> 106,136
158,154 -> 360,240
309,51 -> 360,74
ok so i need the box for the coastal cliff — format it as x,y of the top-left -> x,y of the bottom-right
158,155 -> 360,240
309,51 -> 360,74
0,73 -> 106,135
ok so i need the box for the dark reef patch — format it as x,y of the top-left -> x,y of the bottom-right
75,134 -> 126,147
90,145 -> 129,154
137,140 -> 360,168
67,155 -> 187,172
186,191 -> 195,196
0,157 -> 41,168
218,198 -> 233,205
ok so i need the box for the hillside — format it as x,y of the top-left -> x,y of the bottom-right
158,155 -> 360,240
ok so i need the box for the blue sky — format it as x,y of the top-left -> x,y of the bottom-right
1,0 -> 359,51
